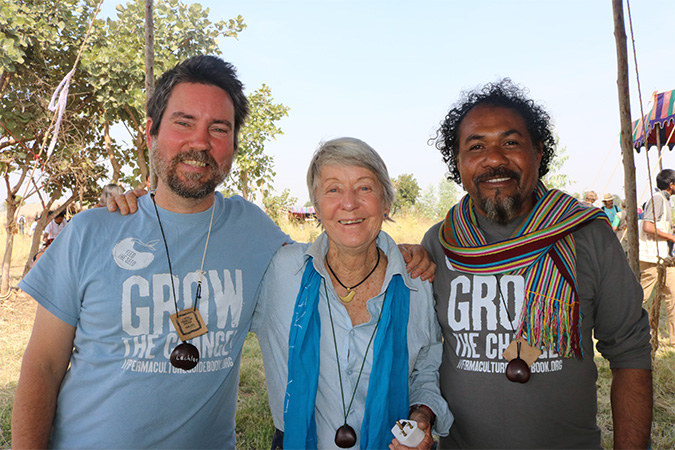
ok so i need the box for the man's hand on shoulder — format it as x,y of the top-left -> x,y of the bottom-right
106,188 -> 148,215
398,244 -> 436,282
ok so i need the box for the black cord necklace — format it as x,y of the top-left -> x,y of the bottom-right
326,248 -> 380,303
151,192 -> 215,371
323,280 -> 386,448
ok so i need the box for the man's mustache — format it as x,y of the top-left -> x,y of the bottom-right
172,150 -> 218,168
474,167 -> 521,185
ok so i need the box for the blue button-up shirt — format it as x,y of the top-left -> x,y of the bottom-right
252,231 -> 452,449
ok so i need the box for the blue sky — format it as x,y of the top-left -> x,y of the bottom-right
100,0 -> 675,205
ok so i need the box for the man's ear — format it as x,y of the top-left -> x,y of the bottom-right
146,118 -> 154,149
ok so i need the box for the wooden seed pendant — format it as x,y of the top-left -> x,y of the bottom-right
505,342 -> 530,383
505,357 -> 530,383
335,424 -> 357,448
170,342 -> 199,370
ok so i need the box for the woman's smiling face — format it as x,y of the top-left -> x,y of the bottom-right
315,164 -> 387,254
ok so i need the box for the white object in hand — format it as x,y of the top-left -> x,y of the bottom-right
391,419 -> 424,447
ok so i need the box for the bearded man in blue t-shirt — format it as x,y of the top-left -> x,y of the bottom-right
11,56 -> 292,449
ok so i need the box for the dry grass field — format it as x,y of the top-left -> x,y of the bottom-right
1,213 -> 674,449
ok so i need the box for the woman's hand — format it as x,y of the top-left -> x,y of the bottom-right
388,416 -> 434,450
398,244 -> 436,282
106,188 -> 148,215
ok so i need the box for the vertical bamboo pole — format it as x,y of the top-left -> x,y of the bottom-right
612,0 -> 640,277
145,0 -> 156,189
656,124 -> 663,171
144,0 -> 155,102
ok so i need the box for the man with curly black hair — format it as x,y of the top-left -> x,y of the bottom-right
422,79 -> 653,449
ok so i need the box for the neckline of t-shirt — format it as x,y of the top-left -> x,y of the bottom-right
141,192 -> 224,225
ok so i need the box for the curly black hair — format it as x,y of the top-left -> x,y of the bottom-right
434,79 -> 555,184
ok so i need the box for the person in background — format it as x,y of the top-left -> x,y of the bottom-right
601,193 -> 621,231
29,217 -> 38,237
17,215 -> 26,235
638,168 -> 675,347
422,79 -> 652,449
582,190 -> 598,206
42,210 -> 67,247
253,138 -> 451,450
614,199 -> 629,253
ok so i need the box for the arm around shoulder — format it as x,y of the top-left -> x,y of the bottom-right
12,304 -> 76,449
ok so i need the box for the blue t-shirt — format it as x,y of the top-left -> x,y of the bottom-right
19,193 -> 289,449
602,204 -> 620,226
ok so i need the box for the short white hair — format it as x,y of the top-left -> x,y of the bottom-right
306,137 -> 395,214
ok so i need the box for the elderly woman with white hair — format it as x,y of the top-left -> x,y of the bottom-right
252,137 -> 452,450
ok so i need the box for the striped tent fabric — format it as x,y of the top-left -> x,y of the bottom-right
289,206 -> 315,214
632,89 -> 675,152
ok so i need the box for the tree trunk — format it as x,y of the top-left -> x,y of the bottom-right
136,130 -> 149,188
105,120 -> 122,183
23,211 -> 50,277
21,190 -> 75,277
0,70 -> 10,94
1,195 -> 18,296
145,0 -> 156,189
144,0 -> 155,101
1,156 -> 33,294
612,0 -> 639,277
241,171 -> 249,200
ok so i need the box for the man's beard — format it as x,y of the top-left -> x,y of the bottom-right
471,168 -> 525,225
151,142 -> 230,199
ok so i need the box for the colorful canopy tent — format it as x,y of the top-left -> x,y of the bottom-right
287,206 -> 316,222
289,206 -> 315,214
631,89 -> 675,152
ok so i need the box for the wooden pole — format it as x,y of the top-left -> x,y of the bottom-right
144,0 -> 155,102
656,123 -> 663,171
612,0 -> 640,277
144,0 -> 156,189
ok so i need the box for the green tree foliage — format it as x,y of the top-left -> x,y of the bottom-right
542,136 -> 572,191
438,178 -> 462,213
414,178 -> 463,220
415,184 -> 439,220
392,173 -> 420,213
1,0 -> 105,285
262,188 -> 298,224
0,0 -> 284,285
82,0 -> 246,187
227,84 -> 289,201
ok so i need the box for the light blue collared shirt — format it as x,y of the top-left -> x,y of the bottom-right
252,231 -> 452,449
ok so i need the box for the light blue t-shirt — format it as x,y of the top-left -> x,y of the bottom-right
252,231 -> 452,449
19,193 -> 289,449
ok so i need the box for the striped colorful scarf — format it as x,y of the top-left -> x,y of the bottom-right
439,181 -> 609,358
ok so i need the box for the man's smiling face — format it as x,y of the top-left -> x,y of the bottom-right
147,82 -> 235,201
456,104 -> 543,224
